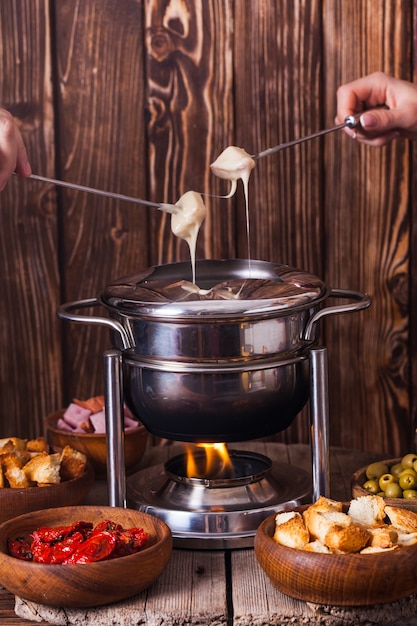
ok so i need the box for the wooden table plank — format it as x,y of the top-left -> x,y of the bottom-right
14,550 -> 228,626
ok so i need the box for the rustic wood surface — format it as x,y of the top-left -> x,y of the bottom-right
2,442 -> 417,625
0,3 -> 417,462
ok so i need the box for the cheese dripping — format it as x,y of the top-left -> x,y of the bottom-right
171,191 -> 206,284
210,146 -> 255,266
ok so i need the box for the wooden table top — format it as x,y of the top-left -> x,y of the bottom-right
3,442 -> 416,626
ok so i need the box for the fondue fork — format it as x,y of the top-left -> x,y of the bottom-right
252,113 -> 362,160
15,173 -> 179,214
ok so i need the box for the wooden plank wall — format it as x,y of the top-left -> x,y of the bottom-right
0,0 -> 415,457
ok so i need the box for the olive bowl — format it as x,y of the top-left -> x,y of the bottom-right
45,410 -> 148,478
254,504 -> 417,606
0,505 -> 172,608
351,458 -> 417,513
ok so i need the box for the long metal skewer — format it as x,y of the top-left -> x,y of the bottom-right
16,114 -> 364,205
16,173 -> 178,214
252,114 -> 361,160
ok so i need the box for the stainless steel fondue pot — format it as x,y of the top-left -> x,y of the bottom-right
58,259 -> 370,442
58,258 -> 370,513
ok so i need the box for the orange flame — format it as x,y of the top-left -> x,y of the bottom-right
186,442 -> 234,479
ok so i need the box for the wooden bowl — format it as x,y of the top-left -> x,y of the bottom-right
254,504 -> 417,606
45,410 -> 148,477
0,505 -> 172,607
0,463 -> 94,525
351,458 -> 417,513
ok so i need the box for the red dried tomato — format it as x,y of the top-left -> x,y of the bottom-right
7,536 -> 33,561
8,519 -> 148,564
31,531 -> 86,564
63,530 -> 117,564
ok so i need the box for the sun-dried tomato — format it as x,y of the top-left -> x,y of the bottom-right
32,521 -> 93,544
8,519 -> 148,564
93,519 -> 123,534
113,527 -> 149,557
31,531 -> 86,564
63,530 -> 117,563
7,536 -> 33,561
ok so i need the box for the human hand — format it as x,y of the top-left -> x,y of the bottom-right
336,72 -> 417,146
0,107 -> 31,190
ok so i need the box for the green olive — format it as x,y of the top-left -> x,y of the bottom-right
390,463 -> 404,478
399,472 -> 417,490
365,462 -> 389,480
403,489 -> 417,499
379,473 -> 396,491
362,479 -> 379,494
384,482 -> 403,498
413,460 -> 417,473
401,453 -> 417,469
399,468 -> 417,478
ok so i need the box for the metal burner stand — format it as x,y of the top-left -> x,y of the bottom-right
102,346 -> 330,548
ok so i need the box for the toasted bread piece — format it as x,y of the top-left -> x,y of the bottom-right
274,511 -> 310,549
368,526 -> 398,548
0,451 -> 23,471
26,437 -> 49,453
0,437 -> 27,452
325,524 -> 371,553
24,452 -> 61,485
0,440 -> 16,454
303,508 -> 351,545
392,528 -> 417,546
5,466 -> 31,488
0,464 -> 4,488
360,545 -> 399,554
308,496 -> 343,513
59,445 -> 87,480
347,495 -> 386,527
385,506 -> 417,533
275,511 -> 297,524
1,448 -> 31,468
303,540 -> 331,553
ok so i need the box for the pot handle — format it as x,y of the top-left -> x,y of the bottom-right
303,288 -> 371,341
57,298 -> 133,349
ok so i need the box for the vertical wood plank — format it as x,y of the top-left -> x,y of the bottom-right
232,0 -> 323,444
322,0 -> 412,455
145,0 -> 235,267
411,1 -> 417,449
233,0 -> 323,273
54,0 -> 150,401
0,0 -> 60,438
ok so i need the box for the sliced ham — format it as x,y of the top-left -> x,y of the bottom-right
89,409 -> 106,434
59,398 -> 141,434
124,415 -> 139,431
63,403 -> 92,429
56,417 -> 73,431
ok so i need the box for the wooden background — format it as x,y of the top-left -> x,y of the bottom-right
0,0 -> 415,457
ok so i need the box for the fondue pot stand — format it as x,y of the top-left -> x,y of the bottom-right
58,259 -> 370,547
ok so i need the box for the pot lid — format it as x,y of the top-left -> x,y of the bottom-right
100,259 -> 328,319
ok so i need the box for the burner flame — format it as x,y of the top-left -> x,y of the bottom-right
186,442 -> 234,479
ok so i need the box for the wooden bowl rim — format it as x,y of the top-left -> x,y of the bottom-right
256,503 -> 417,562
0,460 -> 94,498
0,505 -> 172,568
